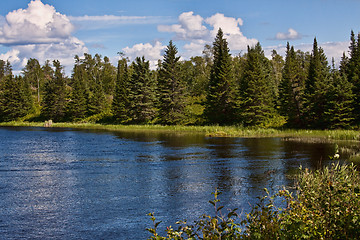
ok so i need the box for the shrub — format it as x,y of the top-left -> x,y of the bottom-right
147,163 -> 360,239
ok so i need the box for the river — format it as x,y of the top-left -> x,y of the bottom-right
0,126 -> 343,239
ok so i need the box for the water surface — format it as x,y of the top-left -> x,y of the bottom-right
0,127 -> 341,239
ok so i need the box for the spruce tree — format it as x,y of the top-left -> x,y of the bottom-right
67,56 -> 88,121
278,43 -> 305,127
112,57 -> 131,123
158,40 -> 187,125
204,28 -> 236,125
325,61 -> 354,129
1,75 -> 32,121
23,58 -> 42,104
129,56 -> 157,123
345,31 -> 360,124
303,38 -> 331,128
239,42 -> 275,126
41,60 -> 67,121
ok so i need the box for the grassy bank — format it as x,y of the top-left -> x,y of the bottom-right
0,121 -> 359,141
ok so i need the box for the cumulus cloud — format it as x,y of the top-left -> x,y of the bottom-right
0,0 -> 74,45
122,41 -> 166,69
0,0 -> 88,74
275,28 -> 302,40
158,11 -> 208,40
158,11 -> 257,56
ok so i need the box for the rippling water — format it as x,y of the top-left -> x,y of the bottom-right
0,127 -> 340,239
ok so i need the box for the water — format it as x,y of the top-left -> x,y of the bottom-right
0,127 -> 342,239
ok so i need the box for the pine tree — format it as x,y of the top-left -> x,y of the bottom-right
41,60 -> 67,121
112,57 -> 131,123
102,56 -> 116,95
83,54 -> 107,116
129,56 -> 157,123
67,56 -> 88,121
325,61 -> 354,129
345,31 -> 360,124
23,58 -> 42,104
239,42 -> 275,126
158,40 -> 187,125
278,43 -> 305,127
303,38 -> 331,129
1,75 -> 32,121
204,28 -> 236,125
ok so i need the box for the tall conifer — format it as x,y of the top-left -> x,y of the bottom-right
303,38 -> 331,128
41,60 -> 67,121
112,57 -> 131,122
129,56 -> 157,123
158,40 -> 186,125
205,28 -> 236,125
240,43 -> 275,126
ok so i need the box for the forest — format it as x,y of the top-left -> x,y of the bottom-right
0,29 -> 360,129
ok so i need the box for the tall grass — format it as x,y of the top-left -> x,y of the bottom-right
0,121 -> 359,141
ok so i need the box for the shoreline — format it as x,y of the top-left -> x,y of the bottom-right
0,121 -> 359,141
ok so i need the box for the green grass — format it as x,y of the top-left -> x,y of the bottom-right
0,121 -> 359,141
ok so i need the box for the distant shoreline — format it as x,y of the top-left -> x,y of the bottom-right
0,121 -> 359,141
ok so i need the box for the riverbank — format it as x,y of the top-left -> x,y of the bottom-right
0,121 -> 359,141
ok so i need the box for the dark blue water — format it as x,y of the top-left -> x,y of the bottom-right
0,127 -> 340,239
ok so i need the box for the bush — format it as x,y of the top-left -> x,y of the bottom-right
147,163 -> 360,239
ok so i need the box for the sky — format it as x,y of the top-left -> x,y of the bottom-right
0,0 -> 359,75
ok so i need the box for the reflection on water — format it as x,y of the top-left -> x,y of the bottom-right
0,127 -> 345,239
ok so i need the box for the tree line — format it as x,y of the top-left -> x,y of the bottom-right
0,29 -> 360,129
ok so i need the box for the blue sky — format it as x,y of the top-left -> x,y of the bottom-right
0,0 -> 359,74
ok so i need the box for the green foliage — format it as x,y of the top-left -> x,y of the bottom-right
129,56 -> 157,124
240,43 -> 276,126
205,28 -> 236,125
41,60 -> 67,121
303,38 -> 331,129
0,75 -> 33,121
325,65 -> 354,129
278,43 -> 305,128
158,40 -> 187,125
67,56 -> 88,121
148,163 -> 360,240
147,189 -> 242,240
112,57 -> 131,123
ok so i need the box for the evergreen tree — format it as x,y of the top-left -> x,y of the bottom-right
204,28 -> 236,125
67,56 -> 88,121
129,56 -> 157,123
345,31 -> 360,124
23,58 -> 42,104
239,42 -> 275,126
325,61 -> 354,129
278,43 -> 305,127
1,75 -> 32,121
87,77 -> 106,116
303,38 -> 331,128
158,40 -> 187,125
112,57 -> 131,122
41,60 -> 67,121
102,56 -> 116,95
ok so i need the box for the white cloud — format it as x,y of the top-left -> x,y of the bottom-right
158,11 -> 208,40
0,0 -> 88,75
0,0 -> 74,45
158,12 -> 257,53
205,13 -> 244,36
205,13 -> 257,51
122,41 -> 166,69
182,39 -> 207,58
69,15 -> 168,30
275,28 -> 302,40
